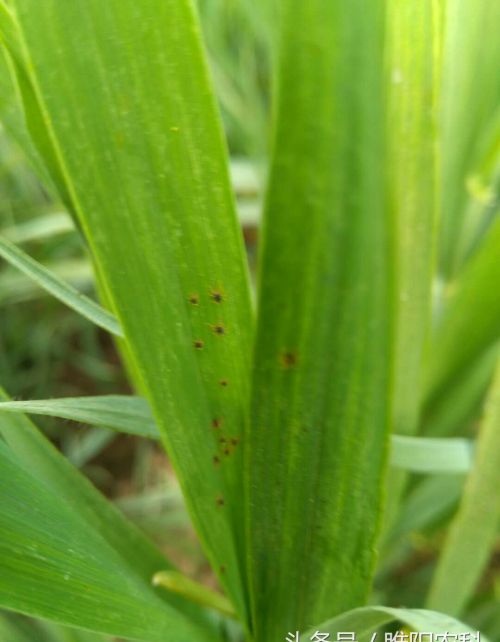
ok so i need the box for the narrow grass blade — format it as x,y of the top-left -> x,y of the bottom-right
438,0 -> 500,277
306,606 -> 487,642
246,1 -> 389,638
2,211 -> 74,243
0,442 -> 218,642
426,361 -> 500,616
424,218 -> 500,411
387,475 -> 465,544
0,258 -> 93,304
0,235 -> 121,336
0,394 -> 473,475
152,571 -> 236,619
64,428 -> 115,469
0,396 -> 158,439
0,42 -> 55,192
423,344 -> 498,437
0,6 -> 76,214
0,388 -> 211,627
5,0 -> 253,619
457,109 -> 500,265
390,435 -> 473,474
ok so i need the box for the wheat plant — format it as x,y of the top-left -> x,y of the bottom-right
0,0 -> 499,641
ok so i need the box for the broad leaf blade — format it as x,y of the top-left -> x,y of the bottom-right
6,0 -> 253,617
246,1 -> 390,638
381,0 -> 441,536
427,361 -> 500,616
0,442 -> 218,642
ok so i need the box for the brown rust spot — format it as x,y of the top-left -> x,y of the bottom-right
210,290 -> 223,303
280,351 -> 298,368
212,323 -> 225,335
193,340 -> 204,349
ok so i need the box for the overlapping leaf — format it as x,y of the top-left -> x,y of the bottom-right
245,1 -> 390,639
381,0 -> 440,533
385,0 -> 438,439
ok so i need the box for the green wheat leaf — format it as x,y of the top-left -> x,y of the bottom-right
0,234 -> 122,336
245,1 -> 390,638
0,396 -> 157,438
0,441 -> 219,642
427,361 -> 500,616
306,606 -> 488,642
4,0 -> 254,621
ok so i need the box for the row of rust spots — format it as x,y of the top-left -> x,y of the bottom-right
188,289 -> 235,513
189,289 -> 223,306
212,354 -> 297,520
212,414 -> 241,466
193,322 -> 225,347
211,411 -> 240,516
216,435 -> 241,457
213,431 -> 235,503
191,289 -> 226,349
190,289 -> 229,388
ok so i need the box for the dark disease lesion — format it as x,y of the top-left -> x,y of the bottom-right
280,351 -> 298,369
